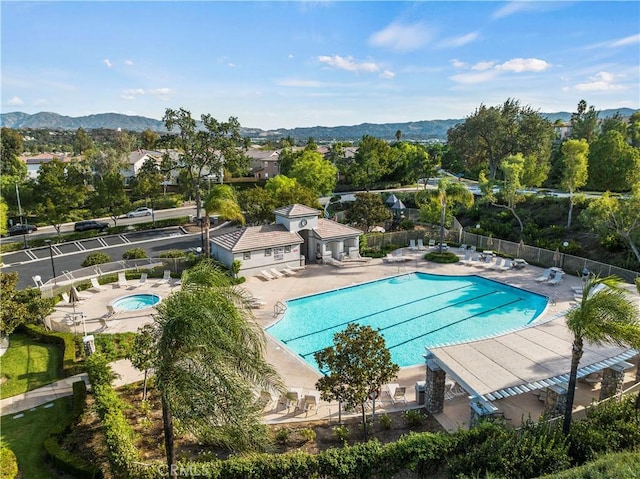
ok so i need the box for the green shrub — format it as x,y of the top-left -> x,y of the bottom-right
404,409 -> 426,428
122,247 -> 147,260
378,414 -> 392,430
275,428 -> 289,445
81,252 -> 111,267
333,425 -> 350,444
158,249 -> 185,258
424,251 -> 459,263
0,445 -> 18,479
300,428 -> 316,443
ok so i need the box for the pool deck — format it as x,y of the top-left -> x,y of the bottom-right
45,248 -> 639,430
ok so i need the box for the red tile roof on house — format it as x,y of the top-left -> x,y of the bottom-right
314,218 -> 363,240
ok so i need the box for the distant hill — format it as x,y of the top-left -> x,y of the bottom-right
1,108 -> 636,142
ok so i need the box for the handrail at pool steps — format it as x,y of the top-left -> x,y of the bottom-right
273,301 -> 287,317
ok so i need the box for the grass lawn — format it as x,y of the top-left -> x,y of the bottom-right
0,334 -> 63,399
1,397 -> 71,479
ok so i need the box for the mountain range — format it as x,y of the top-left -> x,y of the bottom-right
1,108 -> 636,142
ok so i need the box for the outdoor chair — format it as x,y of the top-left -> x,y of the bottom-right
90,277 -> 106,291
270,268 -> 286,279
409,239 -> 417,250
117,272 -> 129,288
535,269 -> 552,282
259,270 -> 275,281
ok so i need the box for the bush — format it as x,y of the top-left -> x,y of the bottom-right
300,428 -> 316,443
158,249 -> 186,258
333,425 -> 350,444
404,409 -> 426,428
424,251 -> 459,264
81,252 -> 111,267
0,445 -> 18,479
275,428 -> 289,445
122,248 -> 147,260
378,414 -> 392,430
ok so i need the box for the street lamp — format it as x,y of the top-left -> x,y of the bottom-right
44,240 -> 56,282
475,224 -> 481,248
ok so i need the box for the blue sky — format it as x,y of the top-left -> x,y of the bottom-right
2,1 -> 639,130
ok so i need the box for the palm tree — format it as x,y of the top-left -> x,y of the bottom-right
562,275 -> 640,435
416,177 -> 474,253
202,184 -> 245,257
152,261 -> 283,477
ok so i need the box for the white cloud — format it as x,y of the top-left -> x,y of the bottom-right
496,58 -> 551,73
369,21 -> 432,52
472,61 -> 495,71
276,78 -> 323,88
438,32 -> 479,48
450,59 -> 468,69
148,88 -> 174,100
608,33 -> 640,48
103,59 -> 112,68
121,88 -> 173,101
450,70 -> 498,84
380,70 -> 395,79
7,96 -> 24,106
288,54 -> 294,59
492,2 -> 531,19
317,55 -> 380,73
575,71 -> 625,92
125,60 -> 134,66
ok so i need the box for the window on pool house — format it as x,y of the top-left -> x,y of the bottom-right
265,248 -> 272,256
243,252 -> 251,260
285,245 -> 291,253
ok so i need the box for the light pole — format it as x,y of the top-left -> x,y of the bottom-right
15,182 -> 28,249
475,224 -> 481,249
45,240 -> 56,283
199,218 -> 205,254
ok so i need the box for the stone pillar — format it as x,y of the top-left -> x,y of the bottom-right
470,397 -> 499,428
543,384 -> 567,418
599,363 -> 627,400
424,359 -> 446,414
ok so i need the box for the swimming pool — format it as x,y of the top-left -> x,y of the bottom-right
111,293 -> 161,312
267,272 -> 548,370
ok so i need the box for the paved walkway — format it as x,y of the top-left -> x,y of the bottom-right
0,359 -> 144,417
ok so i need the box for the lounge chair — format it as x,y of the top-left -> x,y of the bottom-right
134,273 -> 148,288
459,244 -> 468,251
428,239 -> 436,248
259,270 -> 276,281
386,383 -> 407,405
302,394 -> 319,416
157,270 -> 172,284
282,267 -> 298,276
500,259 -> 513,271
257,390 -> 275,411
548,272 -> 564,286
460,251 -> 472,265
270,268 -> 285,279
469,245 -> 477,253
491,257 -> 503,270
535,269 -> 552,282
90,277 -> 106,291
117,272 -> 129,288
409,239 -> 417,251
417,239 -> 426,250
383,252 -> 407,263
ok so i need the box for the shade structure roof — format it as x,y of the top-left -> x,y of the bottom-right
427,310 -> 637,402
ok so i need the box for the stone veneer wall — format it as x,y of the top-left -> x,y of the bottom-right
424,359 -> 446,414
599,364 -> 626,400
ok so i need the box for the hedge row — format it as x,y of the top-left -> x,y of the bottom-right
19,323 -> 84,376
43,380 -> 102,478
117,395 -> 640,479
85,353 -> 141,478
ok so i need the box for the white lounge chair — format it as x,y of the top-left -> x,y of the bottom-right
417,239 -> 426,250
491,257 -> 503,270
500,259 -> 513,271
282,267 -> 298,276
134,273 -> 148,288
428,239 -> 436,248
302,394 -> 319,416
157,270 -> 172,284
548,272 -> 564,286
90,277 -> 106,291
117,272 -> 129,288
259,270 -> 276,281
409,239 -> 417,251
386,383 -> 407,405
535,269 -> 552,282
270,268 -> 285,279
460,251 -> 472,265
459,244 -> 468,251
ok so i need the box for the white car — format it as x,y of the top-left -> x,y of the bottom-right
126,207 -> 153,218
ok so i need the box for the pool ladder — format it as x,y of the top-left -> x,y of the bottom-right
273,301 -> 287,317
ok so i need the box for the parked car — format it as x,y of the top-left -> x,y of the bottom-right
125,207 -> 153,218
74,220 -> 109,232
7,224 -> 37,236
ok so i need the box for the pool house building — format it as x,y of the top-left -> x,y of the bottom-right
209,204 -> 363,277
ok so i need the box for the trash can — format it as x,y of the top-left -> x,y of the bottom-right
415,381 -> 426,405
83,335 -> 96,356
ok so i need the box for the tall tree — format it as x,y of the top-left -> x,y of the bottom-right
72,127 -> 94,155
237,187 -> 276,225
315,323 -> 399,439
344,192 -> 392,232
349,135 -> 394,190
264,175 -> 321,209
91,171 -> 130,227
152,262 -> 283,476
276,147 -> 301,176
416,177 -> 473,252
36,159 -> 88,237
163,108 -> 248,219
127,324 -> 156,401
140,129 -> 159,150
447,99 -> 554,181
202,185 -> 245,257
0,199 -> 7,237
579,186 -> 640,264
587,130 -> 640,192
570,100 -> 599,143
627,111 -> 640,148
0,128 -> 27,180
1,272 -> 54,337
562,275 -> 640,435
560,139 -> 589,227
131,157 -> 162,206
289,149 -> 338,196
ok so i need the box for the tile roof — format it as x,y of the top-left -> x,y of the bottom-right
314,218 -> 363,240
211,224 -> 303,252
273,204 -> 321,218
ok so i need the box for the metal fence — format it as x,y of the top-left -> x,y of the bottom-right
362,228 -> 639,284
38,257 -> 188,298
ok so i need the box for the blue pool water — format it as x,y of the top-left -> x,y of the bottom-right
267,272 -> 548,370
112,293 -> 160,312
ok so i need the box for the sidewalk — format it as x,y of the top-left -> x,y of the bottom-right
0,358 -> 144,417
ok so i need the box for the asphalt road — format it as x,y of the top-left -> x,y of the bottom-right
2,228 -> 202,290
